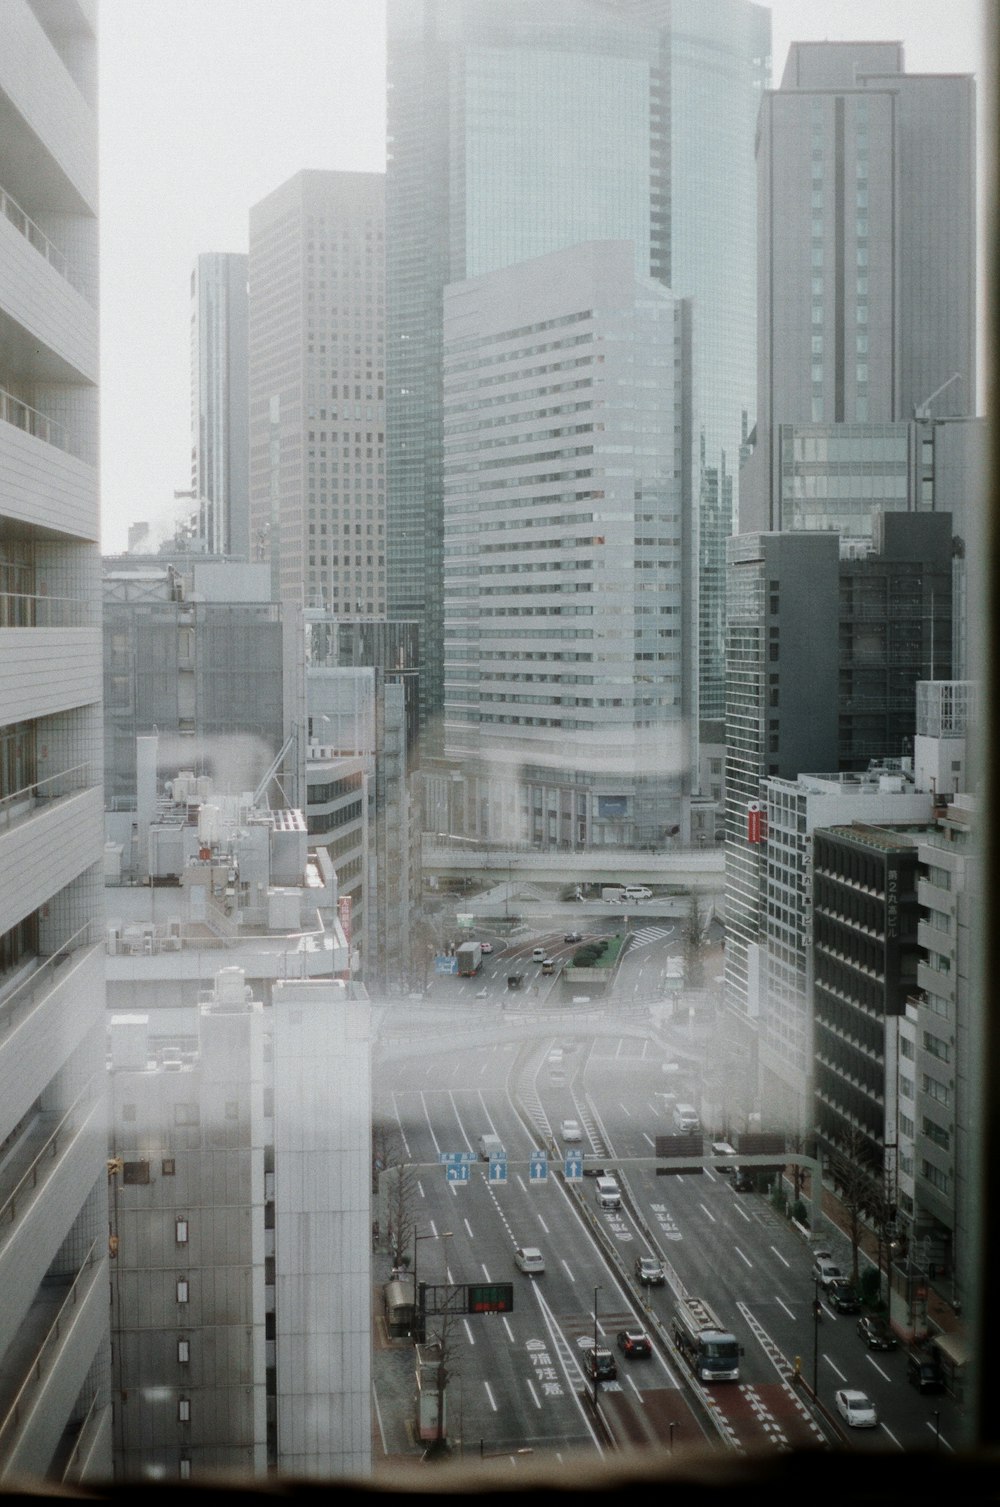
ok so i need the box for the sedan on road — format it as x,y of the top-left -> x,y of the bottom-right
617,1330 -> 652,1359
857,1314 -> 897,1350
514,1246 -> 545,1276
560,1118 -> 583,1142
835,1389 -> 879,1429
827,1279 -> 861,1314
634,1255 -> 666,1285
564,931 -> 583,944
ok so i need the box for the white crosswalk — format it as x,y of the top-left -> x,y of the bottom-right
629,925 -> 675,949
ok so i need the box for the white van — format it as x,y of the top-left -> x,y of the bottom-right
478,1133 -> 505,1161
595,1175 -> 621,1210
672,1103 -> 700,1133
623,885 -> 652,901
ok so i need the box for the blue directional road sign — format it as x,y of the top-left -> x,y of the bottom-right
446,1162 -> 471,1185
488,1153 -> 508,1185
529,1150 -> 548,1184
563,1152 -> 583,1182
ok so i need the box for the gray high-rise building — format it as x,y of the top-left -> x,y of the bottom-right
0,0 -> 111,1480
191,253 -> 249,558
742,41 -> 976,532
386,0 -> 770,744
249,171 -> 385,613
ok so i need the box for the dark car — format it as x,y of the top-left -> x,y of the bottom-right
732,1169 -> 754,1192
635,1254 -> 666,1286
506,974 -> 524,990
827,1279 -> 861,1314
583,1345 -> 617,1381
617,1329 -> 652,1359
907,1351 -> 945,1393
564,930 -> 583,944
857,1314 -> 898,1350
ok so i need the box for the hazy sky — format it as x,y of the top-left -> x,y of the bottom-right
97,1 -> 988,551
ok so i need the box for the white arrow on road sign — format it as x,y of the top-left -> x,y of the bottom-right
488,1159 -> 508,1184
529,1150 -> 548,1184
564,1154 -> 583,1182
446,1162 -> 470,1184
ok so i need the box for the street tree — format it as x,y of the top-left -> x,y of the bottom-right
829,1125 -> 880,1286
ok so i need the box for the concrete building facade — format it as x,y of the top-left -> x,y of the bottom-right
248,171 -> 385,615
0,0 -> 111,1480
190,252 -> 249,559
441,240 -> 695,849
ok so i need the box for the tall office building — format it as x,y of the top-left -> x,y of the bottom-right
190,253 -> 249,558
742,41 -> 976,532
0,0 -> 111,1480
248,171 -> 385,613
442,239 -> 695,847
386,0 -> 770,743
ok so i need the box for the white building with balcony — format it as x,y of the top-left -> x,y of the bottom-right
0,0 -> 110,1482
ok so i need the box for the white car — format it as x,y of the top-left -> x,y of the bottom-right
813,1256 -> 844,1289
560,1118 -> 582,1142
835,1388 -> 878,1429
514,1246 -> 545,1276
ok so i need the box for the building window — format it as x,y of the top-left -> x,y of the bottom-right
176,1278 -> 189,1304
162,1158 -> 176,1176
178,1398 -> 191,1423
174,1104 -> 200,1127
122,1160 -> 150,1185
177,1339 -> 190,1364
176,1218 -> 189,1245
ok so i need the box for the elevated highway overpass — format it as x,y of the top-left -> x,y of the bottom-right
422,838 -> 725,893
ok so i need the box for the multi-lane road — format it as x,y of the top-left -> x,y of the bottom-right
373,977 -> 964,1463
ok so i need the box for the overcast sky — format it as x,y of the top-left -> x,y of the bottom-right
97,1 -> 988,551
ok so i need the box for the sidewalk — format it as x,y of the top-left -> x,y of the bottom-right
370,1248 -> 428,1473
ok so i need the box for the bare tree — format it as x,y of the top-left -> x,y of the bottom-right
828,1125 -> 879,1286
385,1160 -> 418,1270
682,889 -> 708,991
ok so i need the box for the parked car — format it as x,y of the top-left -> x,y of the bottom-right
514,1246 -> 545,1276
907,1350 -> 945,1394
634,1254 -> 666,1286
835,1388 -> 878,1429
560,1118 -> 583,1143
813,1256 -> 844,1289
857,1314 -> 897,1350
564,931 -> 583,944
827,1280 -> 861,1314
583,1345 -> 617,1381
617,1329 -> 652,1359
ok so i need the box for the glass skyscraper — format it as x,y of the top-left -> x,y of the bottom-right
386,0 -> 770,745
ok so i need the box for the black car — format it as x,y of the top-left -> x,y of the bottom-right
583,1345 -> 617,1381
732,1169 -> 754,1192
857,1314 -> 898,1350
827,1279 -> 861,1314
634,1254 -> 666,1286
907,1351 -> 945,1393
617,1329 -> 652,1359
564,930 -> 583,943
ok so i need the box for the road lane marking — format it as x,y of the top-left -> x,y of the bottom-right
446,1266 -> 453,1283
464,1218 -> 474,1238
926,1419 -> 953,1451
866,1355 -> 892,1383
463,1319 -> 475,1346
699,1203 -> 717,1223
484,1381 -> 498,1411
481,1264 -> 492,1281
627,1375 -> 644,1402
561,1260 -> 575,1282
775,1296 -> 796,1320
880,1422 -> 903,1450
643,1132 -> 655,1147
537,1216 -> 550,1234
619,1103 -> 632,1117
530,1284 -> 604,1451
419,1092 -> 441,1153
703,1167 -> 716,1182
526,1379 -> 542,1409
734,1246 -> 753,1269
371,1378 -> 389,1455
823,1356 -> 847,1382
516,1174 -> 527,1192
417,1180 -> 425,1199
502,1317 -> 515,1343
770,1246 -> 791,1269
733,1202 -> 752,1223
430,1220 -> 440,1238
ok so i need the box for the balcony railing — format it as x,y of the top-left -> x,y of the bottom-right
0,1072 -> 100,1231
0,762 -> 94,836
0,922 -> 98,1045
0,1237 -> 101,1460
0,590 -> 97,628
0,386 -> 82,460
0,185 -> 71,286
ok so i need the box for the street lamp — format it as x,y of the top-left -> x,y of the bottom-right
592,1284 -> 603,1408
812,1277 -> 822,1401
